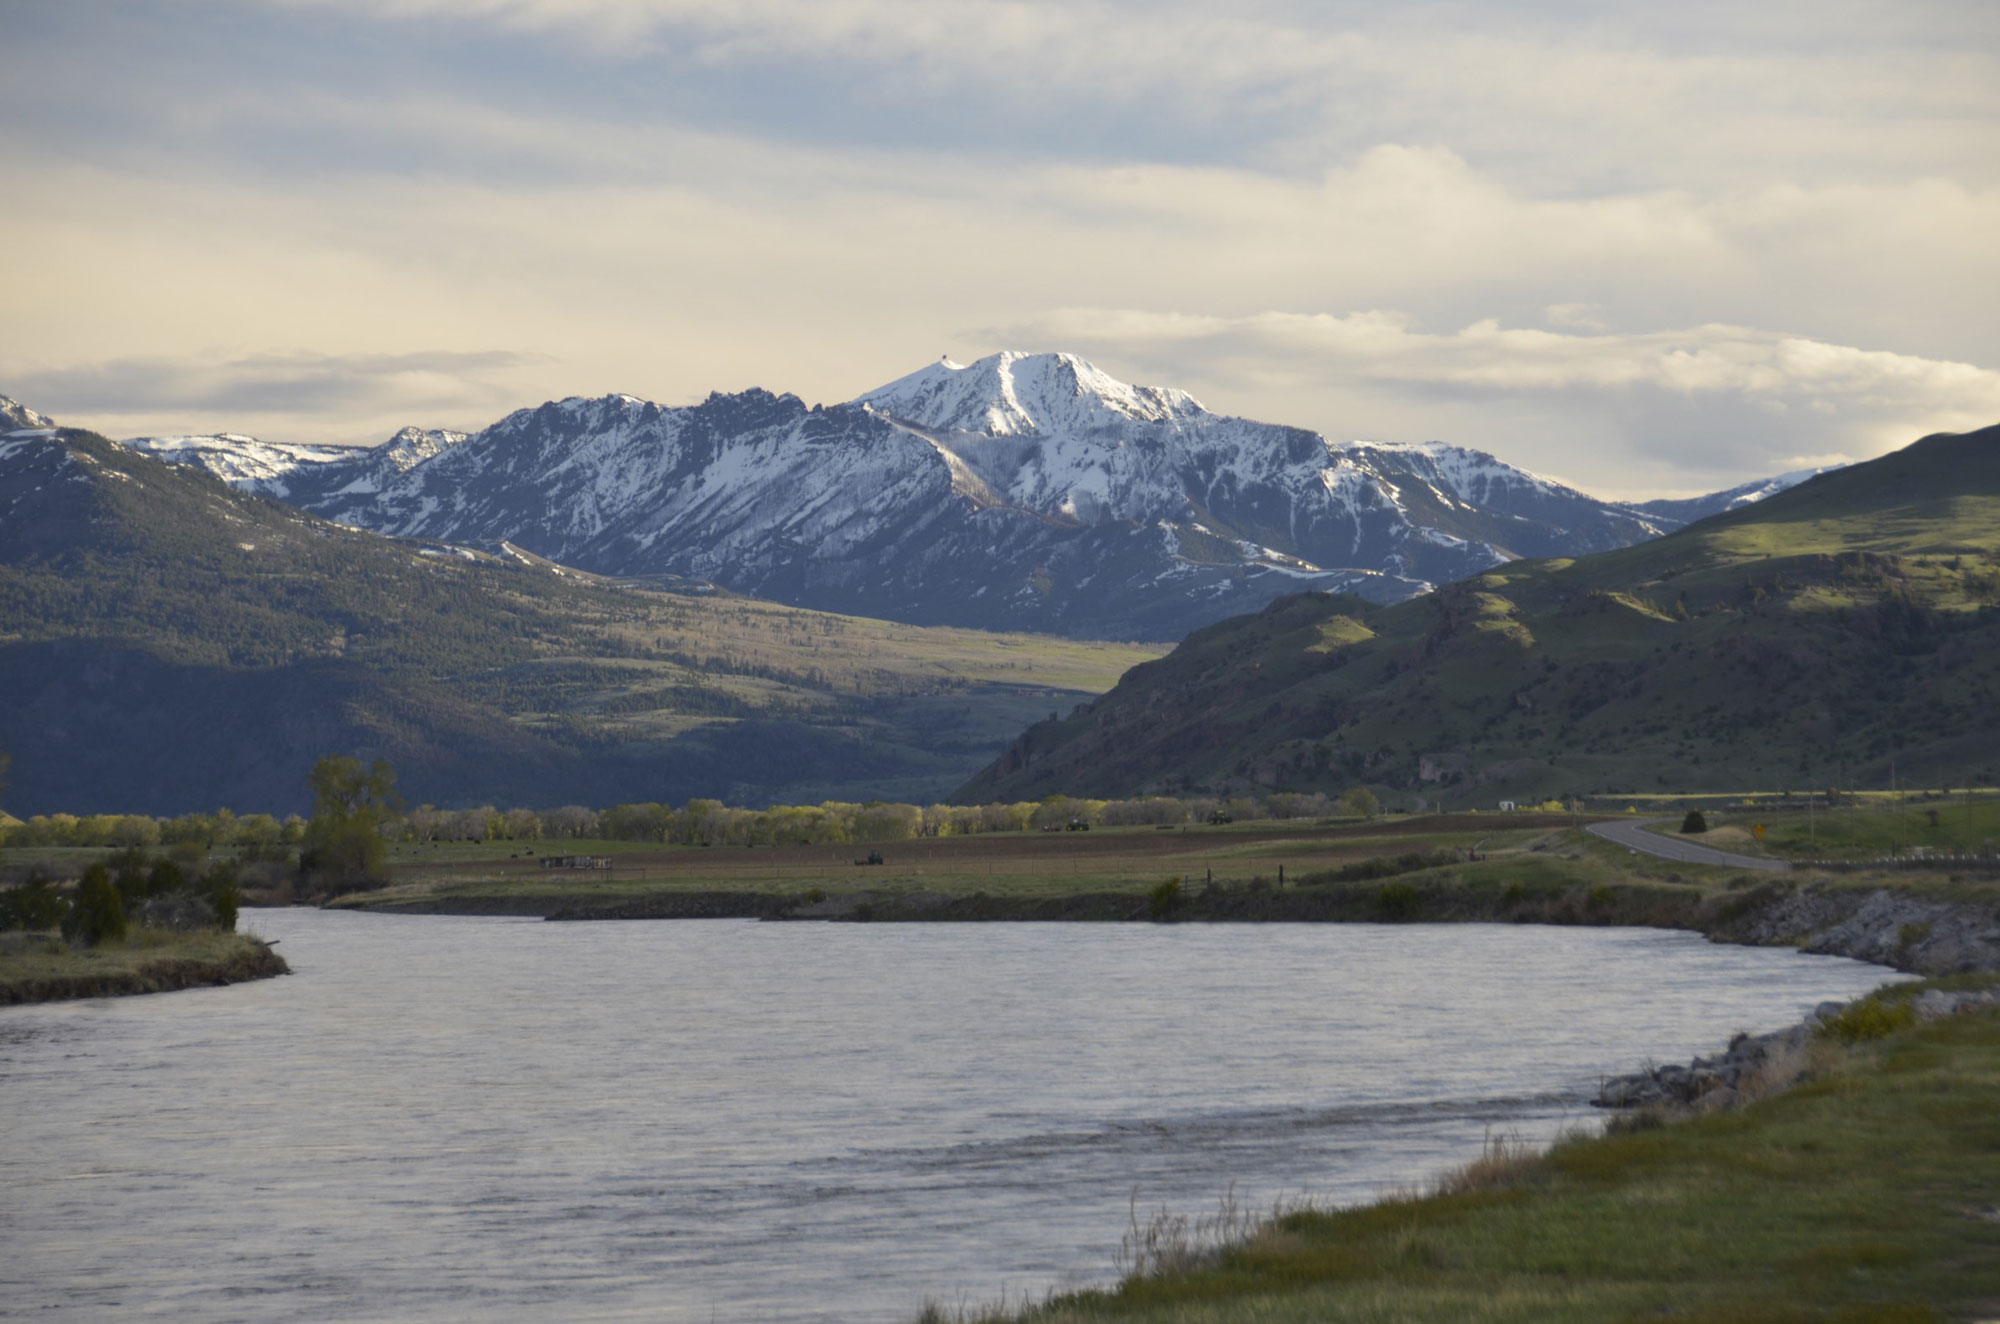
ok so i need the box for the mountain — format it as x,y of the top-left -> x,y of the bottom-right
0,427 -> 1158,816
122,426 -> 469,499
90,353 -> 1817,641
1631,466 -> 1839,526
1,396 -> 55,432
956,423 -> 2000,805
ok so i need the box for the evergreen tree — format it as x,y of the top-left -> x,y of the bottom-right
205,860 -> 241,932
63,864 -> 127,947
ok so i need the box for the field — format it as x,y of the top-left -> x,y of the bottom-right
1628,793 -> 2000,862
333,815 -> 1589,910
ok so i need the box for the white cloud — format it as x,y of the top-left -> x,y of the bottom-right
990,309 -> 2000,496
2,2 -> 1995,499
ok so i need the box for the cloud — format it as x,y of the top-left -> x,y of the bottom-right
991,309 -> 2000,495
0,1 -> 1994,496
6,350 -> 534,437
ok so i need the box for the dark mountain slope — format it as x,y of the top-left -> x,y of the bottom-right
0,429 -> 1157,815
958,424 -> 2000,805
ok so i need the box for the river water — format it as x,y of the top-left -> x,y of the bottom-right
1,911 -> 1899,1321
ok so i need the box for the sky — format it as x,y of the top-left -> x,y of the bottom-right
2,0 -> 1996,498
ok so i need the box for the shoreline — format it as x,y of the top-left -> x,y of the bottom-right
0,933 -> 290,1006
342,874 -> 2000,978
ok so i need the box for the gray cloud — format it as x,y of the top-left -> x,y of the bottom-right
7,350 -> 534,433
0,0 -> 1993,492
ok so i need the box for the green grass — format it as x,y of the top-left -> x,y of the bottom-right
948,991 -> 2000,1323
1733,797 -> 2000,861
332,818 -> 1601,911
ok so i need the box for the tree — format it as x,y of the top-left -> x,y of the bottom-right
1680,810 -> 1709,834
301,756 -> 401,894
63,864 -> 127,947
205,860 -> 241,932
1342,786 -> 1380,819
2,871 -> 67,932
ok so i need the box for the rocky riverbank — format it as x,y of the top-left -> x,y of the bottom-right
1595,986 -> 2000,1112
1708,882 -> 2000,974
376,867 -> 2000,979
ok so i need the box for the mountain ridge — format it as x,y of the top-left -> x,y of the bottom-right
0,426 -> 1159,815
955,422 -> 2000,804
13,353 -> 1827,641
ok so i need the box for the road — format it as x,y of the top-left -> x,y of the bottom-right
1585,818 -> 1792,871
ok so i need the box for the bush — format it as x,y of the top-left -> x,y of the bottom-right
207,861 -> 241,932
62,864 -> 127,947
1817,998 -> 1917,1046
1149,876 -> 1183,921
1376,881 -> 1423,921
1680,810 -> 1709,834
1,872 -> 68,931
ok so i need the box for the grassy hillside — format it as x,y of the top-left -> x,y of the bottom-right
0,430 -> 1161,814
959,424 -> 2000,805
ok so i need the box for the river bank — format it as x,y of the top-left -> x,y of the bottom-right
0,930 -> 289,1005
495,870 -> 2000,978
949,979 -> 2000,1324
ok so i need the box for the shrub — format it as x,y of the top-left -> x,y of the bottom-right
1149,876 -> 1183,921
62,864 -> 128,947
1680,810 -> 1709,834
1376,882 -> 1423,921
1,871 -> 68,931
206,861 -> 241,932
1817,998 -> 1917,1046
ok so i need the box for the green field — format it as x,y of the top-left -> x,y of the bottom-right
941,985 -> 2000,1323
1633,794 -> 2000,862
329,815 -> 1608,912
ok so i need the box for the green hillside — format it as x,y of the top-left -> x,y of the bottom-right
958,423 -> 2000,805
0,430 -> 1162,815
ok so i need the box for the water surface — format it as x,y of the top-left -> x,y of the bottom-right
0,912 -> 1900,1321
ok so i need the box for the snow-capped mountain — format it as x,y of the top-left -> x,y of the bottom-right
1,395 -> 56,433
121,426 -> 469,499
120,434 -> 369,496
1632,467 -> 1837,525
68,354 -> 1824,638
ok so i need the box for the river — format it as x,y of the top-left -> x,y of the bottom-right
0,910 -> 1900,1321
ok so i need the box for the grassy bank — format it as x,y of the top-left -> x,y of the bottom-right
320,814 -> 2000,979
0,929 -> 288,1005
940,985 -> 2000,1323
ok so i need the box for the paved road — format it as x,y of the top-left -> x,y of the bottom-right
1585,818 -> 1792,871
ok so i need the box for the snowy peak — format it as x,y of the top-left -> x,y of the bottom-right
856,351 -> 1204,437
1,395 -> 57,433
377,426 -> 472,473
120,433 -> 368,496
1631,465 -> 1840,526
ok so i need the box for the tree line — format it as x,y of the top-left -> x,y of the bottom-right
2,787 -> 1380,854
